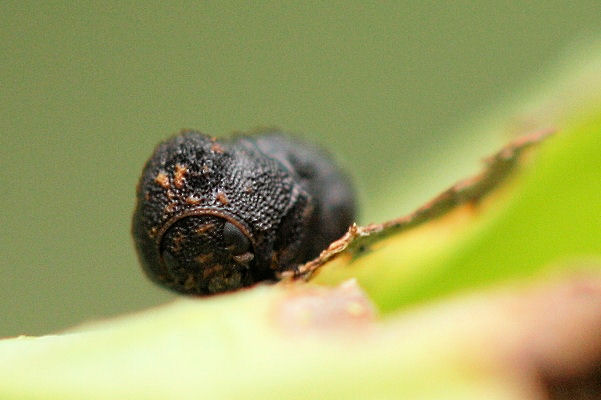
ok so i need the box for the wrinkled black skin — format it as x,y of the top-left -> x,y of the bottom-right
132,130 -> 356,295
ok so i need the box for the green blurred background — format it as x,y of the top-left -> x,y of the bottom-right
1,1 -> 600,337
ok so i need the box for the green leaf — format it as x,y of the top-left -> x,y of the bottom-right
1,116 -> 600,399
3,55 -> 601,397
311,120 -> 601,312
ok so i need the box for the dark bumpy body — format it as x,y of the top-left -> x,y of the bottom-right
132,130 -> 356,295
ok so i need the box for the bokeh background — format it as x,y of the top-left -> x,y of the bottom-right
2,1 -> 600,337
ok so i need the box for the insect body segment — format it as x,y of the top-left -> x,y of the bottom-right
132,130 -> 355,295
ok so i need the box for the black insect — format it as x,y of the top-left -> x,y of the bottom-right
132,130 -> 356,295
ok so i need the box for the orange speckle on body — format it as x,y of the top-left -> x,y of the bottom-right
233,252 -> 254,265
216,191 -> 229,206
203,264 -> 223,278
196,224 -> 216,235
174,164 -> 188,189
185,195 -> 203,205
195,253 -> 214,264
148,227 -> 158,238
154,172 -> 170,189
165,202 -> 177,213
172,233 -> 185,252
211,143 -> 224,153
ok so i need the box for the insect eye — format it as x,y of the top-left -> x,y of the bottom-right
222,221 -> 250,255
